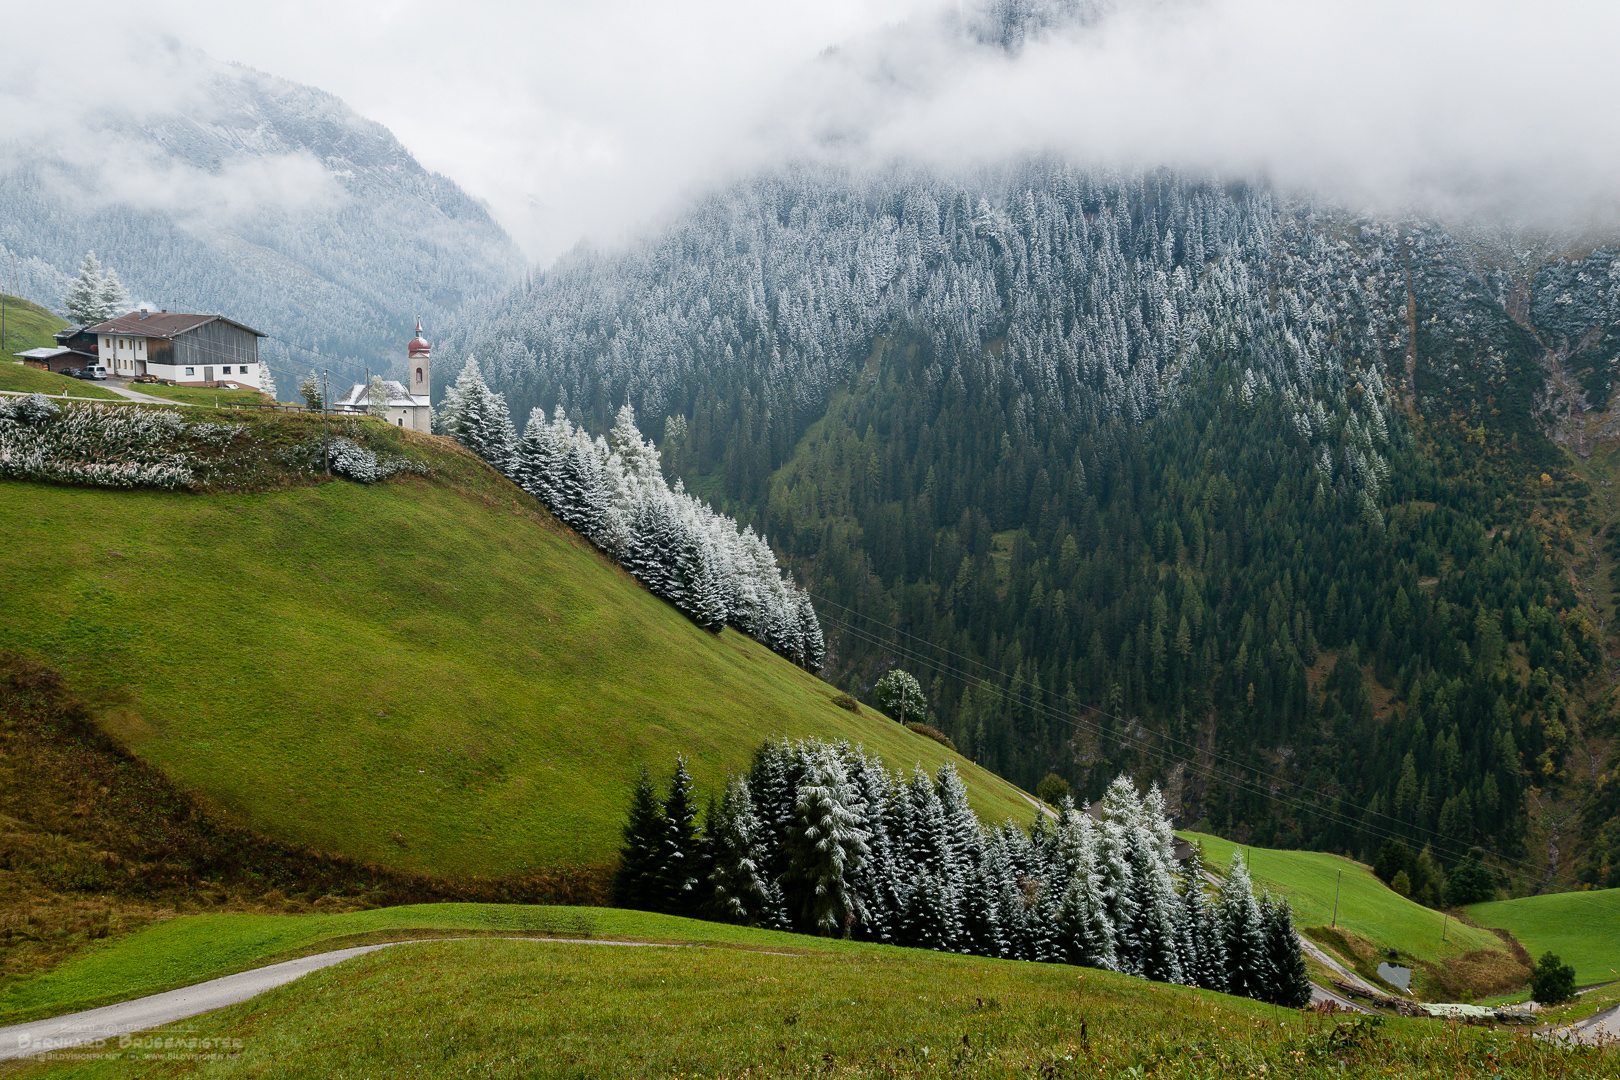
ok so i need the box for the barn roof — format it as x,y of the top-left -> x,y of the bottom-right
87,311 -> 266,339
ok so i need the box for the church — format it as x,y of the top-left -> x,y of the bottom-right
331,319 -> 434,431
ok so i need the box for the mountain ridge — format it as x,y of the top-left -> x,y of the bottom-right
0,46 -> 523,395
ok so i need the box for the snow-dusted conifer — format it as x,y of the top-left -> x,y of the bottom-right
1218,850 -> 1272,999
1055,856 -> 1117,970
797,589 -> 825,671
1096,776 -> 1142,973
784,741 -> 870,936
960,836 -> 1010,958
97,266 -> 128,321
366,374 -> 391,419
658,755 -> 704,916
1176,843 -> 1224,991
443,359 -> 517,471
299,370 -> 322,411
896,767 -> 963,950
1260,892 -> 1313,1007
746,739 -> 797,884
844,750 -> 903,943
704,775 -> 771,925
61,253 -> 106,326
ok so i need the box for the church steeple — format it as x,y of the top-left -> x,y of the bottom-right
408,317 -> 430,402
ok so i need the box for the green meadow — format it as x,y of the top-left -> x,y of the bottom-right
0,417 -> 1034,881
0,364 -> 121,401
126,382 -> 271,407
1184,832 -> 1506,985
1467,889 -> 1620,987
8,931 -> 1598,1080
0,905 -> 808,1024
0,294 -> 67,360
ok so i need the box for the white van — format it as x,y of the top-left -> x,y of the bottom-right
79,365 -> 109,381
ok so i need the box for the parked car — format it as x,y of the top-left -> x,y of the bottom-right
58,367 -> 80,379
77,365 -> 109,380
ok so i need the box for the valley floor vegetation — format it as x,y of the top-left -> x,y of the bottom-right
6,933 -> 1600,1079
614,740 -> 1314,1009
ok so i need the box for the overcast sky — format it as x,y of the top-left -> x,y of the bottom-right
13,0 -> 1620,264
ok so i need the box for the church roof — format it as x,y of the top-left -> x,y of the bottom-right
332,379 -> 425,409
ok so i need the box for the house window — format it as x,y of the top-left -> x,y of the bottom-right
185,367 -> 195,376
398,418 -> 404,427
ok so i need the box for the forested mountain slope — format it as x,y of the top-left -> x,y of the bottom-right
447,162 -> 1620,895
0,48 -> 522,395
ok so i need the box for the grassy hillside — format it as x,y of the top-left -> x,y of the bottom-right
0,364 -> 121,400
0,413 -> 1032,884
1186,832 -> 1525,1000
5,928 -> 1594,1080
1466,889 -> 1620,986
128,382 -> 272,407
0,293 -> 66,360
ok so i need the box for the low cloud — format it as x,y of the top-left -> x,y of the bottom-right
774,0 -> 1620,231
8,0 -> 1617,265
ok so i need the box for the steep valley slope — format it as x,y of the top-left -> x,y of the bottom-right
0,414 -> 1030,889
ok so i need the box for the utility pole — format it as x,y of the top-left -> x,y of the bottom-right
1332,869 -> 1342,929
1441,912 -> 1448,944
900,679 -> 908,725
322,369 -> 331,476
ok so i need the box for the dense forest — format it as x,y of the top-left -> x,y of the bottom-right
447,156 -> 1620,896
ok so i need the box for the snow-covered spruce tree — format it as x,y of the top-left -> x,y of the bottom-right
1096,776 -> 1142,974
703,775 -> 771,925
1175,842 -> 1226,992
1055,857 -> 1117,970
298,370 -> 323,411
61,252 -> 106,326
1218,850 -> 1272,1000
612,764 -> 668,911
935,762 -> 980,876
797,589 -> 825,671
959,837 -> 1009,958
783,741 -> 871,937
896,766 -> 963,951
366,374 -> 391,419
98,266 -> 128,321
442,359 -> 517,470
844,749 -> 904,944
746,739 -> 798,886
995,820 -> 1041,961
1132,840 -> 1185,985
1260,892 -> 1313,1007
658,755 -> 705,917
1130,784 -> 1184,985
258,355 -> 278,398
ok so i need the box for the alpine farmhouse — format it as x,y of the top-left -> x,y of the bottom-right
88,311 -> 265,385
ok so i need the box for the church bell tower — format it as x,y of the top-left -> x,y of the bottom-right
408,317 -> 431,403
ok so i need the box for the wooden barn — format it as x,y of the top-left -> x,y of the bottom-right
87,310 -> 265,386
